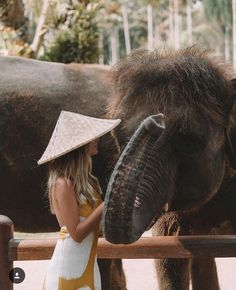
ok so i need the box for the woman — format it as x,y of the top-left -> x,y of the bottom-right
38,110 -> 121,290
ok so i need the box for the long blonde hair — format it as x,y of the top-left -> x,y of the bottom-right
47,143 -> 102,214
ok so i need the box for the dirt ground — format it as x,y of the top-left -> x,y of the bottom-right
13,230 -> 236,290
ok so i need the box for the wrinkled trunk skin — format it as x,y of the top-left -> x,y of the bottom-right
103,115 -> 176,243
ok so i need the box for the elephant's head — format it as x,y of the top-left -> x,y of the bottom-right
102,47 -> 236,244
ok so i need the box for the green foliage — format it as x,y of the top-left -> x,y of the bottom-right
203,0 -> 232,32
1,0 -> 234,64
42,1 -> 100,63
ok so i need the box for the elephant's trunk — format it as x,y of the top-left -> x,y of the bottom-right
102,115 -> 176,244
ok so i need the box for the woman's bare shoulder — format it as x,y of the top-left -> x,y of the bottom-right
53,177 -> 75,200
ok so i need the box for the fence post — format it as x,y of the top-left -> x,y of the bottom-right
0,215 -> 13,290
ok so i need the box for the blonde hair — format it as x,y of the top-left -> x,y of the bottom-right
47,143 -> 102,214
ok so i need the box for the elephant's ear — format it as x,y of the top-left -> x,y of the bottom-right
226,79 -> 236,169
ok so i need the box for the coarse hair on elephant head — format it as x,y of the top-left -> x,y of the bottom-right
103,46 -> 236,244
226,78 -> 236,169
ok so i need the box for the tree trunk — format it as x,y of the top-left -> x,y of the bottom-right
98,32 -> 104,65
110,26 -> 119,65
147,4 -> 153,50
233,0 -> 236,68
173,0 -> 180,49
122,4 -> 131,55
224,26 -> 230,62
169,0 -> 174,47
154,24 -> 160,48
186,0 -> 192,46
30,0 -> 50,57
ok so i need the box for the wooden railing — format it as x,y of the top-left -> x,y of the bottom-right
1,215 -> 236,290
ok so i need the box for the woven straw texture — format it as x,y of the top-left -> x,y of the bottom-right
37,111 -> 121,165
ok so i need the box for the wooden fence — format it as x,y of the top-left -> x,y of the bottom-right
1,214 -> 236,290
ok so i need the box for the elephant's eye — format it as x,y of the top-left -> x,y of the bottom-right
172,132 -> 207,155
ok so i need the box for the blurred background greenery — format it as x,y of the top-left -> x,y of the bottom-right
0,0 -> 235,66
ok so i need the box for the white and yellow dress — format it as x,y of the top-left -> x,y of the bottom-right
41,190 -> 102,290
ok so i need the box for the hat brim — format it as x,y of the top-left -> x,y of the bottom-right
37,119 -> 121,165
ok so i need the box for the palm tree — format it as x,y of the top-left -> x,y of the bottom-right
173,0 -> 180,49
186,0 -> 192,45
167,0 -> 183,49
120,1 -> 131,54
30,0 -> 50,57
203,0 -> 232,62
233,0 -> 236,67
97,1 -> 122,64
111,26 -> 119,64
142,0 -> 167,49
169,0 -> 174,46
147,3 -> 154,49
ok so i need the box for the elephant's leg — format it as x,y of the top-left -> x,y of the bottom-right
98,259 -> 127,290
109,259 -> 127,290
153,212 -> 191,290
155,258 -> 191,290
98,259 -> 111,290
191,258 -> 220,290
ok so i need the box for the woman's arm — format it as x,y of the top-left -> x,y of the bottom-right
53,177 -> 104,243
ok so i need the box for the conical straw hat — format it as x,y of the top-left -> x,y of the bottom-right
37,111 -> 121,165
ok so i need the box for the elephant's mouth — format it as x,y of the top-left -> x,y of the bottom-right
102,114 -> 176,244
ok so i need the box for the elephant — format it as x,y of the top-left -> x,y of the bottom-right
103,47 -> 236,290
0,56 -> 126,290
